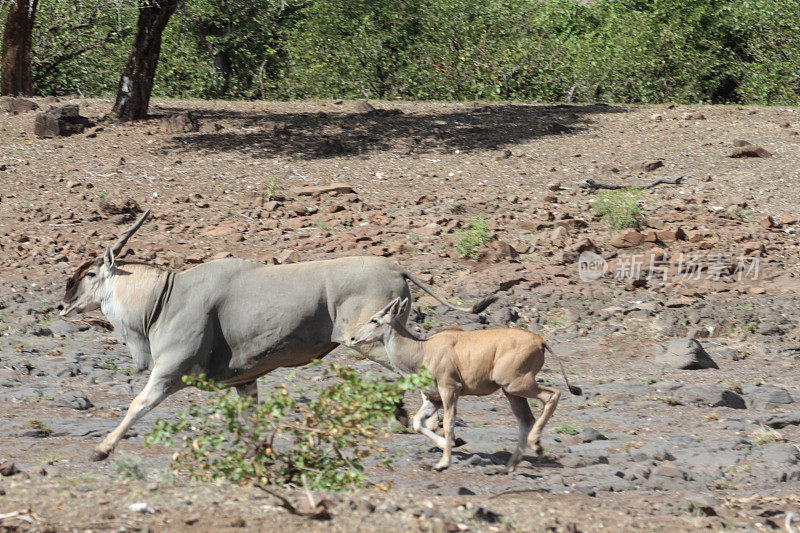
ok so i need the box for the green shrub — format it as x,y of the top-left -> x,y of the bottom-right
551,421 -> 580,435
146,364 -> 432,491
111,454 -> 146,481
454,217 -> 491,259
592,189 -> 644,230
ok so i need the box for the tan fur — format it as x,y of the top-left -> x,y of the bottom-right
351,299 -> 579,472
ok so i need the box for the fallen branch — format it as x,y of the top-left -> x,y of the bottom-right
579,175 -> 688,192
254,482 -> 332,521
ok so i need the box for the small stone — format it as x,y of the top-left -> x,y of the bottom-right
159,111 -> 199,133
128,502 -> 155,514
290,183 -> 355,197
609,229 -> 645,248
277,250 -> 300,264
355,100 -> 376,113
655,338 -> 718,370
639,160 -> 664,172
729,146 -> 772,158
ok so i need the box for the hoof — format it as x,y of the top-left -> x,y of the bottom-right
454,437 -> 467,448
432,462 -> 450,472
90,450 -> 109,462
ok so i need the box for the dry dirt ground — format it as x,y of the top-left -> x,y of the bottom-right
1,98 -> 800,532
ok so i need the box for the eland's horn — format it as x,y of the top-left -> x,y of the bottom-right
110,209 -> 151,256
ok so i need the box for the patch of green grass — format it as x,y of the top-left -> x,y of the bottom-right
621,440 -> 645,452
723,381 -> 743,394
112,454 -> 146,480
643,394 -> 682,406
752,426 -> 783,446
26,418 -> 52,436
422,320 -> 442,331
443,201 -> 465,214
98,357 -> 122,371
551,421 -> 580,435
97,190 -> 109,199
153,467 -> 176,487
730,206 -> 753,220
743,321 -> 759,334
264,177 -> 282,199
454,217 -> 491,259
592,189 -> 644,229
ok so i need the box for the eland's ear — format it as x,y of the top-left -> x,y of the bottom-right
104,245 -> 116,270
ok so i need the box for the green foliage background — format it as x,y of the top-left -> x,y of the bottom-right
3,0 -> 799,104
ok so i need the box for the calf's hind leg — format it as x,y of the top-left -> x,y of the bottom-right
503,392 -> 535,472
504,379 -> 560,457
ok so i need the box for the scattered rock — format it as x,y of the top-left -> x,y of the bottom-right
0,460 -> 20,476
34,105 -> 93,138
56,391 -> 93,410
579,427 -> 607,443
0,368 -> 20,387
128,502 -> 155,514
355,100 -> 376,113
160,111 -> 199,133
654,338 -> 718,370
277,250 -> 301,264
729,145 -> 772,158
677,385 -> 746,409
639,160 -> 664,172
99,194 -> 142,218
0,96 -> 39,114
609,230 -> 645,248
290,183 -> 355,197
743,385 -> 794,411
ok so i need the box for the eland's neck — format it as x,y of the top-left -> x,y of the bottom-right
100,263 -> 171,364
385,322 -> 426,374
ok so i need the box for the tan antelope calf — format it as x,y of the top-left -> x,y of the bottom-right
350,297 -> 581,472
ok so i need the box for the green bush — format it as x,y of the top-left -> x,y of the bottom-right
146,364 -> 432,491
14,0 -> 800,105
454,217 -> 491,259
592,190 -> 644,230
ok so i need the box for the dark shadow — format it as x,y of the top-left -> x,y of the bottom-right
156,103 -> 626,160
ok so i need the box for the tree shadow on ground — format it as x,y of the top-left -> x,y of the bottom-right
157,102 -> 626,160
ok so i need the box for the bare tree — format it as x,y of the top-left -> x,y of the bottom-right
112,0 -> 180,120
1,0 -> 40,96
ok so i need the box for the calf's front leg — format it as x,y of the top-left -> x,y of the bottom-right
433,387 -> 458,471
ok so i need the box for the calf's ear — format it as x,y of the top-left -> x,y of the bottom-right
104,245 -> 116,270
396,298 -> 410,317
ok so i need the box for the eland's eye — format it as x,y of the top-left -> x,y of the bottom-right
370,319 -> 378,323
86,272 -> 96,278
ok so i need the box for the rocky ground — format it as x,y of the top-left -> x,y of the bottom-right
1,97 -> 799,532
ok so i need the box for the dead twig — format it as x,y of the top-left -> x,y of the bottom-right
579,175 -> 688,193
253,483 -> 332,521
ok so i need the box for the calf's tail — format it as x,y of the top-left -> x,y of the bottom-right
543,343 -> 582,396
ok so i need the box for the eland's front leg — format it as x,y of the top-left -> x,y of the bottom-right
91,363 -> 185,461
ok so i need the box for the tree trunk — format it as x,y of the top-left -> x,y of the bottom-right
1,0 -> 39,96
112,0 -> 180,121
